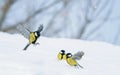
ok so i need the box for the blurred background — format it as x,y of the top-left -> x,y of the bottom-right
0,0 -> 120,45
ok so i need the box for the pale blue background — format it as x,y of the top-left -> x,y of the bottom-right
0,0 -> 120,45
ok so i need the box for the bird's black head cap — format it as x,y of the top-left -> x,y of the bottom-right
66,53 -> 72,58
60,50 -> 65,54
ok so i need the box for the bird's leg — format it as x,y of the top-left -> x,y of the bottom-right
35,42 -> 40,45
33,42 -> 40,46
23,43 -> 30,50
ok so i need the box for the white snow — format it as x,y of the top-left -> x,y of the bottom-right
0,32 -> 120,75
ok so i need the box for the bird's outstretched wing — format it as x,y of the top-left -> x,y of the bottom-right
17,24 -> 43,39
72,51 -> 84,60
37,24 -> 43,32
17,24 -> 30,39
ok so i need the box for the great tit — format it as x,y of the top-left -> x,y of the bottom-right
23,25 -> 43,50
57,50 -> 66,60
66,52 -> 84,68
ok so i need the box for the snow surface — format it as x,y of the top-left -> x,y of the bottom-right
0,32 -> 120,75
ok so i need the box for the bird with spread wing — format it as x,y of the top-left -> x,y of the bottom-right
18,24 -> 43,50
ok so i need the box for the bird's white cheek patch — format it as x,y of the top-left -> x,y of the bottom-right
35,32 -> 38,36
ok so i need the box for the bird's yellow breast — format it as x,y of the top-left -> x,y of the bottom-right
63,54 -> 66,60
66,58 -> 77,66
57,53 -> 63,60
29,32 -> 36,44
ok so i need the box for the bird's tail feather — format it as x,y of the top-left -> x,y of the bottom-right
78,64 -> 84,68
23,43 -> 30,50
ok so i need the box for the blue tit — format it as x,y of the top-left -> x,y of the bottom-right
23,25 -> 43,50
57,50 -> 66,60
66,53 -> 83,68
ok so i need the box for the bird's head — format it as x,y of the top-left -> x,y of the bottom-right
66,53 -> 72,58
35,24 -> 43,38
60,50 -> 65,55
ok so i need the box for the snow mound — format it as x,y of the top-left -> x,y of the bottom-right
0,32 -> 120,75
